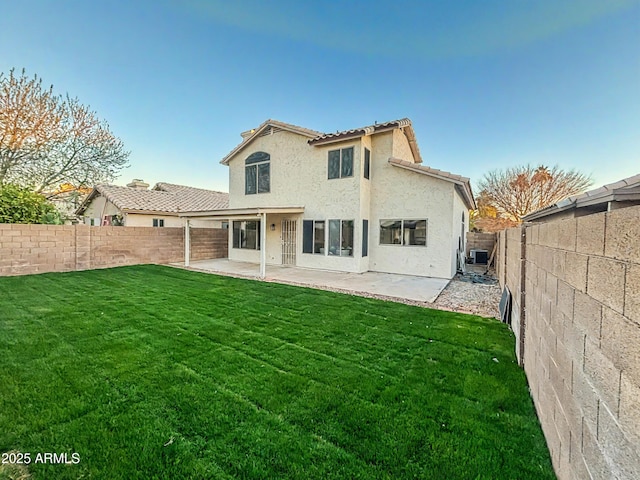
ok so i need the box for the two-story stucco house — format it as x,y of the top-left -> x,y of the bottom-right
181,118 -> 475,279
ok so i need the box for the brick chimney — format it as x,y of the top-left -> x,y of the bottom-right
126,179 -> 149,190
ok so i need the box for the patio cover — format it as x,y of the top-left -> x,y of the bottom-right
178,206 -> 305,277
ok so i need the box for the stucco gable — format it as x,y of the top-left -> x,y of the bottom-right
221,119 -> 322,165
388,158 -> 476,210
222,117 -> 424,166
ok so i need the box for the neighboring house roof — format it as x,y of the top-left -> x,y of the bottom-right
388,158 -> 476,210
522,173 -> 640,221
153,183 -> 229,211
221,118 -> 423,165
76,183 -> 229,216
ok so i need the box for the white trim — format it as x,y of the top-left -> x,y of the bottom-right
179,206 -> 304,219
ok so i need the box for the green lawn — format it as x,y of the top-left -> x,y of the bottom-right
0,265 -> 554,479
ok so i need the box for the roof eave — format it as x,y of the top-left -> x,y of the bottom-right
74,187 -> 100,215
522,204 -> 567,222
575,187 -> 640,208
179,206 -> 305,218
308,131 -> 367,146
121,209 -> 180,216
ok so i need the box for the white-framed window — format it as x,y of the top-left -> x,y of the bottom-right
328,147 -> 354,179
232,220 -> 260,249
328,219 -> 354,256
379,219 -> 427,246
245,152 -> 270,194
153,218 -> 165,227
302,220 -> 325,254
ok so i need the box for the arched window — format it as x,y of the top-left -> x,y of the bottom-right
245,152 -> 270,194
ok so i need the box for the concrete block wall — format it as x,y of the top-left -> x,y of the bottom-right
191,227 -> 228,261
466,231 -> 496,258
0,224 -> 228,276
498,205 -> 640,480
88,226 -> 185,269
0,224 -> 77,275
498,227 -> 526,361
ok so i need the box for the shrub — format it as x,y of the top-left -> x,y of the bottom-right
0,183 -> 63,224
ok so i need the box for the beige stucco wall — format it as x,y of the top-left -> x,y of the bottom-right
392,128 -> 415,163
451,189 -> 469,274
125,214 -> 183,227
82,196 -> 220,228
227,130 -> 365,273
358,135 -> 373,272
368,131 -> 457,278
125,214 -> 221,228
226,127 -> 466,279
82,197 -> 119,224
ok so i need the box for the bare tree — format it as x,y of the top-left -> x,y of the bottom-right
477,165 -> 592,222
0,68 -> 129,197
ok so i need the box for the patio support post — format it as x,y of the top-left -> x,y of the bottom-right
260,212 -> 266,279
184,219 -> 191,267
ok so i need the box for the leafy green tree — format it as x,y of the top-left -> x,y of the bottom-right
0,183 -> 63,224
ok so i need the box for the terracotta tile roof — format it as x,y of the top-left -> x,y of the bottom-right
154,183 -> 229,211
76,183 -> 228,215
308,118 -> 412,144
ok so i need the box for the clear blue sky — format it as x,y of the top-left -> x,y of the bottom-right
1,0 -> 639,194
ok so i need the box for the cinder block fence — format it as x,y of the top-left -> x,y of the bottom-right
0,224 -> 228,276
465,231 -> 496,259
498,205 -> 640,480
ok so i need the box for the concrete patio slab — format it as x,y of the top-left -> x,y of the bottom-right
173,259 -> 450,303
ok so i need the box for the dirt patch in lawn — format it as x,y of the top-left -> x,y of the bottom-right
0,451 -> 31,479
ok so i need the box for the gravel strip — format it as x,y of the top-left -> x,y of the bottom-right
433,278 -> 501,319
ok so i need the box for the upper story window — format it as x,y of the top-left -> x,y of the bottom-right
328,147 -> 353,179
364,148 -> 370,180
152,218 -> 164,227
245,151 -> 270,195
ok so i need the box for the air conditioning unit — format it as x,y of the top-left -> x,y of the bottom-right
470,249 -> 489,264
